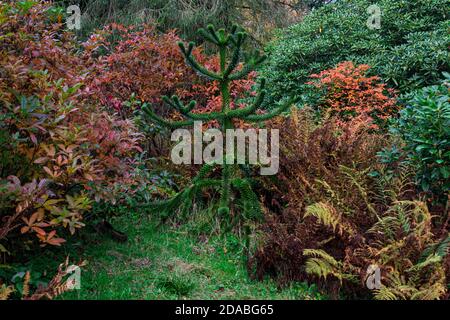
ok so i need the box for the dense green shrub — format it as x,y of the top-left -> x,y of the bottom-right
391,76 -> 450,201
263,0 -> 450,104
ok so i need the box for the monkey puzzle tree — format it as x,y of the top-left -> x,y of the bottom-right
141,24 -> 293,225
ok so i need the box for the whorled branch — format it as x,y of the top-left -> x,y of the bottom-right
141,103 -> 193,128
141,24 -> 294,222
178,42 -> 222,81
242,97 -> 295,122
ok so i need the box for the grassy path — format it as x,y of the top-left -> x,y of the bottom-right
47,214 -> 324,300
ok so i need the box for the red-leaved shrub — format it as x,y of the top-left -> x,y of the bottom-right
84,23 -> 256,127
307,61 -> 398,128
0,2 -> 142,248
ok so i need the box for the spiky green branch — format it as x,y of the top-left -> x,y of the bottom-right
142,24 -> 293,225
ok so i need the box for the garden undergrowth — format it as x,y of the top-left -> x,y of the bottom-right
19,211 -> 324,300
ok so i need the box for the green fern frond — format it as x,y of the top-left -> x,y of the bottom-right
304,202 -> 354,235
339,165 -> 378,218
373,286 -> 399,300
368,216 -> 401,240
419,235 -> 450,262
303,249 -> 357,283
371,200 -> 432,243
304,249 -> 339,266
371,162 -> 415,206
394,200 -> 432,239
373,271 -> 414,300
408,254 -> 443,273
303,249 -> 340,280
304,203 -> 340,232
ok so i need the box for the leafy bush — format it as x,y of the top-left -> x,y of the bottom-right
306,61 -> 398,128
0,2 -> 142,250
391,77 -> 450,201
263,0 -> 450,104
249,108 -> 449,299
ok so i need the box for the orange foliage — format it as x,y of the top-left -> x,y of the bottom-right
307,61 -> 398,128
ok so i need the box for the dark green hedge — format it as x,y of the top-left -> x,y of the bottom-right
263,0 -> 450,104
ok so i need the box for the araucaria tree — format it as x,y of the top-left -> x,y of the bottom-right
142,25 -> 293,225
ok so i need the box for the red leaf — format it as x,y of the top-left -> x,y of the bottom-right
32,226 -> 46,236
47,237 -> 66,246
21,226 -> 30,234
30,133 -> 38,145
34,157 -> 48,164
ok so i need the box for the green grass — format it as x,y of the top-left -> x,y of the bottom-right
15,212 -> 324,300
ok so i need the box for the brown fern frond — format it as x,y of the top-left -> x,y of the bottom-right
22,271 -> 30,298
0,284 -> 15,300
